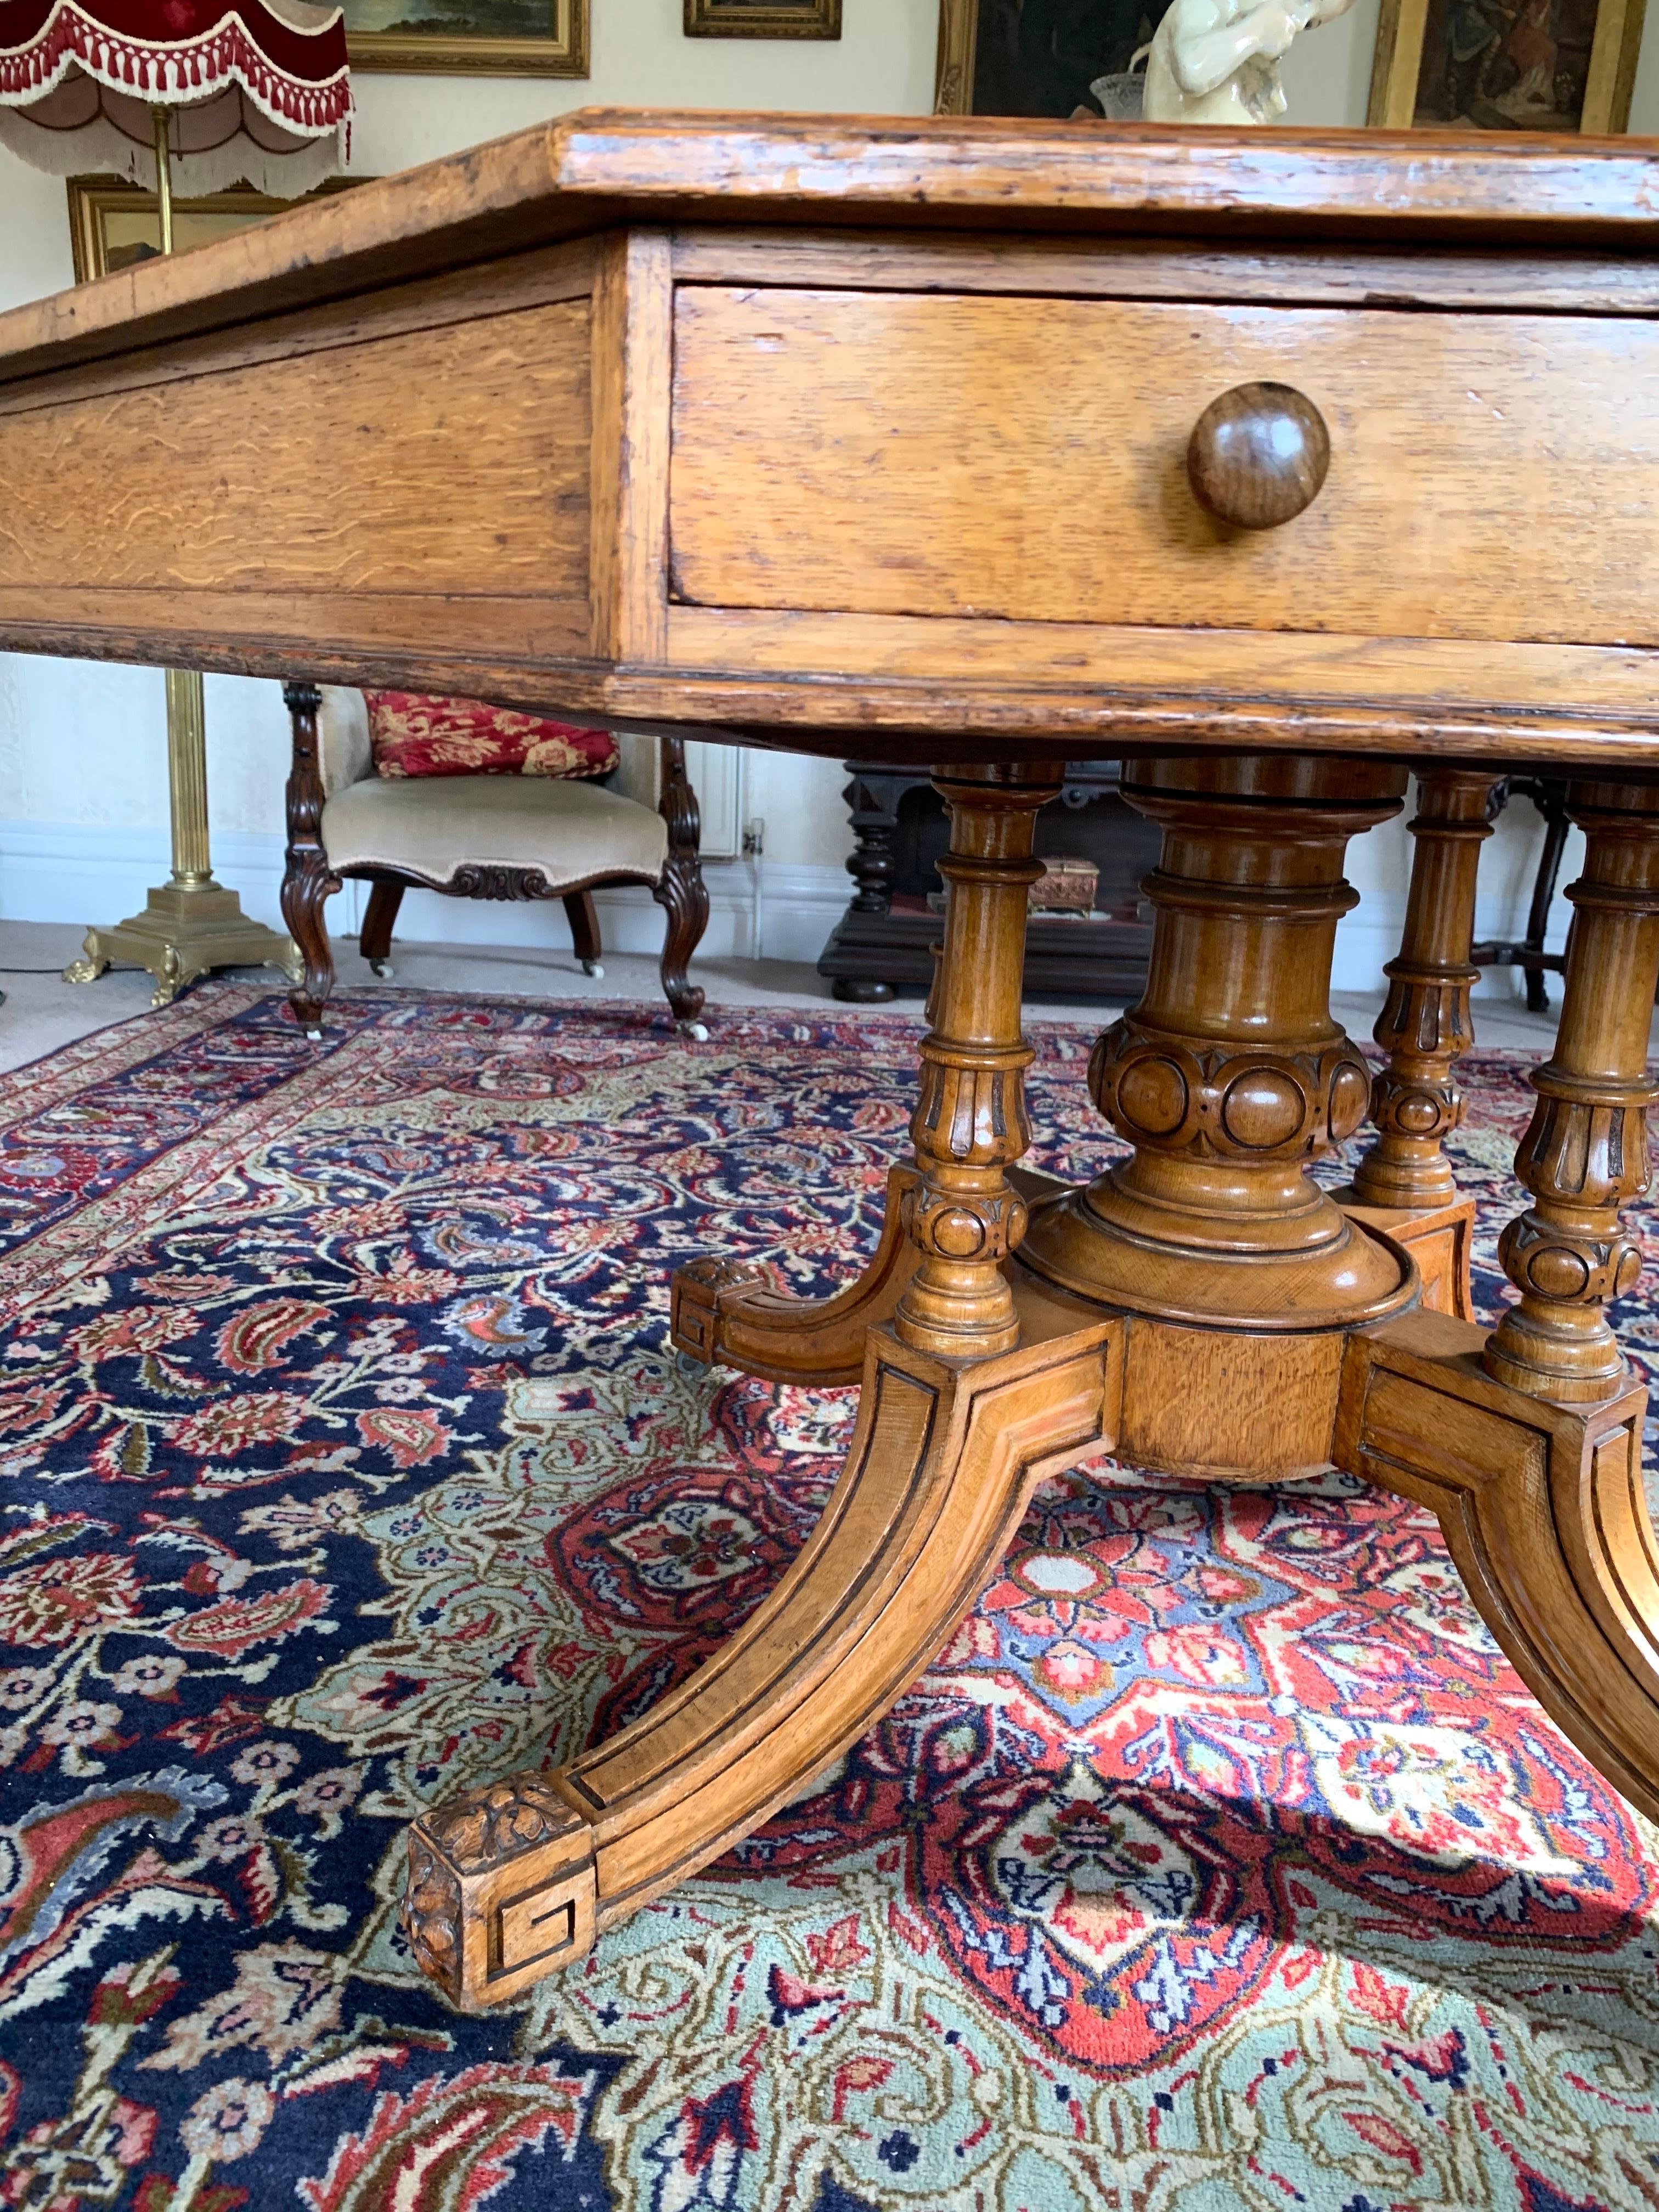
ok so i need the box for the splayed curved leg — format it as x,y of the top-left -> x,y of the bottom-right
1339,779 -> 1659,1825
1338,1307 -> 1659,1823
405,1285 -> 1120,2010
405,759 -> 1098,2009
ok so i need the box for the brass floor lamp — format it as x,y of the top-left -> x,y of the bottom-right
64,112 -> 301,1007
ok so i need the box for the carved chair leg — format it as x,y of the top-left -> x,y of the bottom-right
280,681 -> 341,1040
359,877 -> 403,977
653,735 -> 708,1032
405,1284 -> 1122,2010
1521,782 -> 1572,1014
563,888 -> 603,977
672,761 -> 1064,1384
1484,781 -> 1659,1404
1339,1308 -> 1659,1825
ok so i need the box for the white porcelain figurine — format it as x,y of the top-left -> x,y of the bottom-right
1138,0 -> 1357,125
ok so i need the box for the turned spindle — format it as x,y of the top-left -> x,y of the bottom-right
1352,769 -> 1500,1211
893,763 -> 1064,1358
1485,781 -> 1659,1404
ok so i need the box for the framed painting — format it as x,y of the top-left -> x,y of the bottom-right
685,0 -> 841,32
343,0 -> 589,76
67,176 -> 362,284
1367,0 -> 1646,132
934,0 -> 1170,114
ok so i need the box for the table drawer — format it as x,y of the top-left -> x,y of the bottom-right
669,287 -> 1659,650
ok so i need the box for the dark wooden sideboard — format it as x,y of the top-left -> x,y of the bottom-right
818,761 -> 1160,1001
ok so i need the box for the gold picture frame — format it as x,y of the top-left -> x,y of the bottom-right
346,0 -> 588,76
935,0 -> 979,109
1367,0 -> 1647,133
67,176 -> 361,284
934,0 -> 1158,115
685,0 -> 840,32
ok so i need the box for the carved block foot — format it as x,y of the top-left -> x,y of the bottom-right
404,1771 -> 597,2012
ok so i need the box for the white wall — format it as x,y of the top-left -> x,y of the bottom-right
0,0 -> 1647,978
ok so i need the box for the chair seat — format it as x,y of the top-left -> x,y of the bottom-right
321,774 -> 668,890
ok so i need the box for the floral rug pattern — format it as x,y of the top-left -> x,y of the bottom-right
0,985 -> 1656,2211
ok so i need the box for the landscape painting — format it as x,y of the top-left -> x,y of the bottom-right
343,0 -> 588,75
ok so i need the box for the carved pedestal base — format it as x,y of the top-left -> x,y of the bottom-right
402,754 -> 1659,2012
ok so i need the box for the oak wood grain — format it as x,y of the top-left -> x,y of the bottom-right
5,112 -> 1659,390
668,229 -> 1659,317
0,239 -> 600,422
589,230 -> 673,663
669,290 -> 1659,649
0,302 -> 592,602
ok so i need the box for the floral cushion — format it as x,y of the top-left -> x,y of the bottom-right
363,691 -> 618,782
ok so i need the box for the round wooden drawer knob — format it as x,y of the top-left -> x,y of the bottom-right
1187,382 -> 1330,531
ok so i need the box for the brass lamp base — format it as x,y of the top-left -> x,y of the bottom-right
64,881 -> 302,1008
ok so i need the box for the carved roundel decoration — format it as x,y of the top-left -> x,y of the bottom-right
932,1206 -> 990,1259
1392,1091 -> 1446,1136
1524,1244 -> 1593,1301
1327,1058 -> 1374,1142
1220,1068 -> 1306,1151
1115,1056 -> 1189,1138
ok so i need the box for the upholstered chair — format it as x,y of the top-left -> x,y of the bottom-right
278,682 -> 709,1040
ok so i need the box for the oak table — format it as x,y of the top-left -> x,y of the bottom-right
4,111 -> 1659,2015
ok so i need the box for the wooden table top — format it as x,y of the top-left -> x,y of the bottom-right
3,112 -> 1659,771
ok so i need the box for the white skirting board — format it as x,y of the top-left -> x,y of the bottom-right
0,822 -> 851,971
0,819 -> 1562,995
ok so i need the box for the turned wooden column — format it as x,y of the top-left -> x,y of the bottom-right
1022,754 -> 1409,1328
893,762 -> 1064,1358
1352,769 -> 1499,1210
1484,781 -> 1659,1404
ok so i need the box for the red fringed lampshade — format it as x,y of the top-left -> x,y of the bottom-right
0,0 -> 351,196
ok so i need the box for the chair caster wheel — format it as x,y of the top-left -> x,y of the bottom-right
676,1350 -> 709,1379
369,959 -> 394,979
582,959 -> 605,979
678,1020 -> 709,1042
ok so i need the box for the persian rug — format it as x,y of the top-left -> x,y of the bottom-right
1,983 -> 1657,2212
